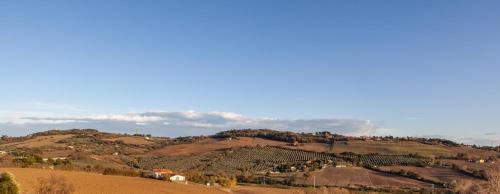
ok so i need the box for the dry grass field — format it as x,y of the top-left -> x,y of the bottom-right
231,185 -> 350,194
38,149 -> 74,158
440,159 -> 499,171
335,141 -> 451,157
294,167 -> 433,189
0,168 -> 230,194
284,140 -> 452,157
378,166 -> 480,183
0,135 -> 73,149
147,137 -> 287,156
448,146 -> 499,159
103,136 -> 154,145
377,166 -> 491,193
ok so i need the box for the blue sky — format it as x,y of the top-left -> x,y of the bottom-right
0,1 -> 499,145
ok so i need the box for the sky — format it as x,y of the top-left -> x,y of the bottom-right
0,1 -> 499,145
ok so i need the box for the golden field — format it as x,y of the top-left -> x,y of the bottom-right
0,168 -> 229,194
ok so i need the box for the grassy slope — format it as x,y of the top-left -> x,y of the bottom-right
147,137 -> 288,156
294,167 -> 433,189
0,135 -> 74,149
331,140 -> 451,156
1,168 -> 229,194
231,185 -> 350,194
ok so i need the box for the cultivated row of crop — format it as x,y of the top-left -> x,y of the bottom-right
137,146 -> 429,176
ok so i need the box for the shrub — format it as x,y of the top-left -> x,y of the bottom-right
0,172 -> 19,194
36,174 -> 75,194
218,177 -> 237,188
102,168 -> 139,177
12,155 -> 44,167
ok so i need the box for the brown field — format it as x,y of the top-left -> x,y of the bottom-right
379,165 -> 496,193
103,136 -> 154,145
440,159 -> 499,171
231,185 -> 350,194
448,146 -> 498,159
0,135 -> 73,149
285,140 -> 452,157
294,167 -> 433,189
378,166 -> 480,183
39,149 -> 74,158
147,137 -> 287,156
0,168 -> 229,194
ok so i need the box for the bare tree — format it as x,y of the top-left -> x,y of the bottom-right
487,166 -> 499,194
36,174 -> 75,194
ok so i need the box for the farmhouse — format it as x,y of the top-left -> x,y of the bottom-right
169,175 -> 186,182
149,169 -> 173,179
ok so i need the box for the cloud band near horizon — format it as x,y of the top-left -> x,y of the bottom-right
1,111 -> 388,137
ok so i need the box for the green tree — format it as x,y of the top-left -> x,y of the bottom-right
0,172 -> 19,194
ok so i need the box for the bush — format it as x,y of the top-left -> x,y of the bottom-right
12,155 -> 44,167
36,174 -> 75,194
0,172 -> 19,194
218,177 -> 237,188
102,168 -> 139,177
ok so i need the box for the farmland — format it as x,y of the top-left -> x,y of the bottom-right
139,146 -> 338,175
147,137 -> 287,156
288,140 -> 453,158
0,168 -> 229,194
0,129 -> 497,193
294,167 -> 435,189
138,145 -> 432,187
378,166 -> 481,184
0,134 -> 74,149
103,136 -> 155,145
231,185 -> 350,194
0,168 -> 352,194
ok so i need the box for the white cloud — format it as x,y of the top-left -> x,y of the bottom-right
0,111 -> 387,137
2,110 -> 498,146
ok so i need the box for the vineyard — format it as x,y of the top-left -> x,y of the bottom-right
357,154 -> 428,166
204,146 -> 337,174
137,146 -> 430,177
340,153 -> 429,167
138,146 -> 338,175
137,155 -> 210,171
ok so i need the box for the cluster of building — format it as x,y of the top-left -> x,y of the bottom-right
148,169 -> 186,183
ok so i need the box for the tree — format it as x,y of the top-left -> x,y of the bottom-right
0,172 -> 19,194
36,174 -> 75,194
487,166 -> 500,193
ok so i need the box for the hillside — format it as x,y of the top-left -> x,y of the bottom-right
0,168 -> 228,194
0,129 -> 498,193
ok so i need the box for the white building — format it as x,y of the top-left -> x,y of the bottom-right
169,175 -> 186,182
150,169 -> 173,179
